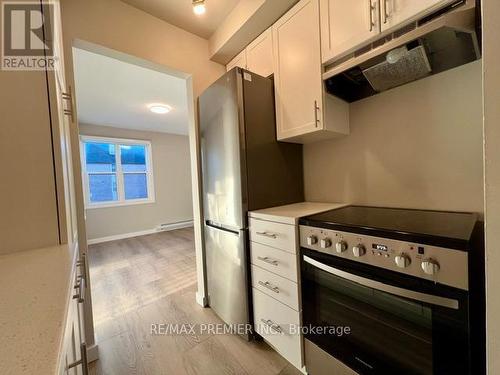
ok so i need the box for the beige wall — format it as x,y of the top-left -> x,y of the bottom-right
60,0 -> 224,99
304,61 -> 484,214
0,71 -> 60,254
80,124 -> 193,240
60,0 -> 226,305
483,0 -> 500,373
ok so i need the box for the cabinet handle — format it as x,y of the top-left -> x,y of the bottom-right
369,0 -> 375,31
314,100 -> 320,127
256,231 -> 277,239
61,86 -> 75,123
68,342 -> 89,375
383,0 -> 389,24
73,277 -> 86,303
258,280 -> 280,294
260,319 -> 283,334
257,256 -> 279,266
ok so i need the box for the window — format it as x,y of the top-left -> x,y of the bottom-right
81,136 -> 155,208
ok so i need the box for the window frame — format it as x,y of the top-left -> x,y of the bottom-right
80,135 -> 155,209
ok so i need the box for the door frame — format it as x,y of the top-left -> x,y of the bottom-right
64,39 -> 208,361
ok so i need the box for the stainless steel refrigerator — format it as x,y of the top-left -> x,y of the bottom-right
199,68 -> 304,334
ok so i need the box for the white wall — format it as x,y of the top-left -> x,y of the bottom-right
80,124 -> 193,241
483,0 -> 500,373
304,61 -> 484,214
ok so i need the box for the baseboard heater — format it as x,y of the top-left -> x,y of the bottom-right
156,220 -> 194,232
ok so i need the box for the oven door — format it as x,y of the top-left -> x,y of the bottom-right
301,248 -> 470,375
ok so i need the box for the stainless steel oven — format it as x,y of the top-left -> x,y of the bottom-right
298,206 -> 485,375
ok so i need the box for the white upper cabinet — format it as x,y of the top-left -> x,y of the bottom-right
320,0 -> 381,63
273,0 -> 349,143
226,49 -> 247,71
246,28 -> 274,77
273,0 -> 323,140
381,0 -> 457,32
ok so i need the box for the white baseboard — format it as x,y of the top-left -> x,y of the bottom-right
87,220 -> 193,245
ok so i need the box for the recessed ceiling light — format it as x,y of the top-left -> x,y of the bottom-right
193,0 -> 206,15
148,103 -> 172,114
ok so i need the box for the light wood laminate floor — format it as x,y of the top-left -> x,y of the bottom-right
88,228 -> 301,375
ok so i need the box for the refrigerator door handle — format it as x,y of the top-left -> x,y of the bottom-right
205,220 -> 242,236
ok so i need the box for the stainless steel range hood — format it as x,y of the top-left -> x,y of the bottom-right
324,0 -> 481,103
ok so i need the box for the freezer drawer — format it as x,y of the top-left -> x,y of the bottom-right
205,224 -> 250,330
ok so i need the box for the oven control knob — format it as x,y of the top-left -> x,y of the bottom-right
307,235 -> 318,246
320,238 -> 332,249
395,253 -> 411,268
352,244 -> 366,257
421,259 -> 440,275
335,241 -> 348,253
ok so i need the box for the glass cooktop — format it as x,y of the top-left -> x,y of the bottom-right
299,206 -> 479,250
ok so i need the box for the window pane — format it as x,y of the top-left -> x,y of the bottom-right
120,145 -> 147,172
124,173 -> 148,200
89,174 -> 118,202
85,142 -> 116,173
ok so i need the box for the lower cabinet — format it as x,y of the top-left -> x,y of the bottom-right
252,264 -> 299,310
253,288 -> 303,370
249,216 -> 304,371
59,258 -> 88,375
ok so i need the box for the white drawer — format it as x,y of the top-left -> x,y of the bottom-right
252,287 -> 303,369
250,242 -> 298,282
251,264 -> 299,310
249,218 -> 296,253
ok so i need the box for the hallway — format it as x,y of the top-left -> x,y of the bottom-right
87,228 -> 300,375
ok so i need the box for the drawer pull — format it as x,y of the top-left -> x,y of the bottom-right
260,318 -> 283,334
257,256 -> 279,266
258,280 -> 280,294
256,231 -> 278,239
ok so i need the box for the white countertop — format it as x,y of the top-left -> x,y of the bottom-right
0,244 -> 77,375
249,202 -> 348,225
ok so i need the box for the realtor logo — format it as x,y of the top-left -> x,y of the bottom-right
2,1 -> 56,70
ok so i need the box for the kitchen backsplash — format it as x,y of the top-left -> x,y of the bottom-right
304,60 -> 483,214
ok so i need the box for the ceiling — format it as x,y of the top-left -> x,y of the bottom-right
73,47 -> 189,135
121,0 -> 240,39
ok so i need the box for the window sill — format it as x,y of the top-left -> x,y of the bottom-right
85,198 -> 155,210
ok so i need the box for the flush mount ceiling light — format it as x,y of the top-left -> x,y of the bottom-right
192,0 -> 206,15
148,103 -> 172,114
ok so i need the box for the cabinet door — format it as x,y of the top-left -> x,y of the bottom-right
381,0 -> 456,32
44,0 -> 79,246
320,0 -> 381,63
273,0 -> 323,141
246,28 -> 274,77
226,49 -> 247,71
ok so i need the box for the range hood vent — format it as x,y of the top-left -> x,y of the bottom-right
324,0 -> 481,103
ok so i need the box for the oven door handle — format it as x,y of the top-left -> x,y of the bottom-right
303,255 -> 459,310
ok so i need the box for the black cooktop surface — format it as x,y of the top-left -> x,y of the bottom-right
299,206 -> 479,250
